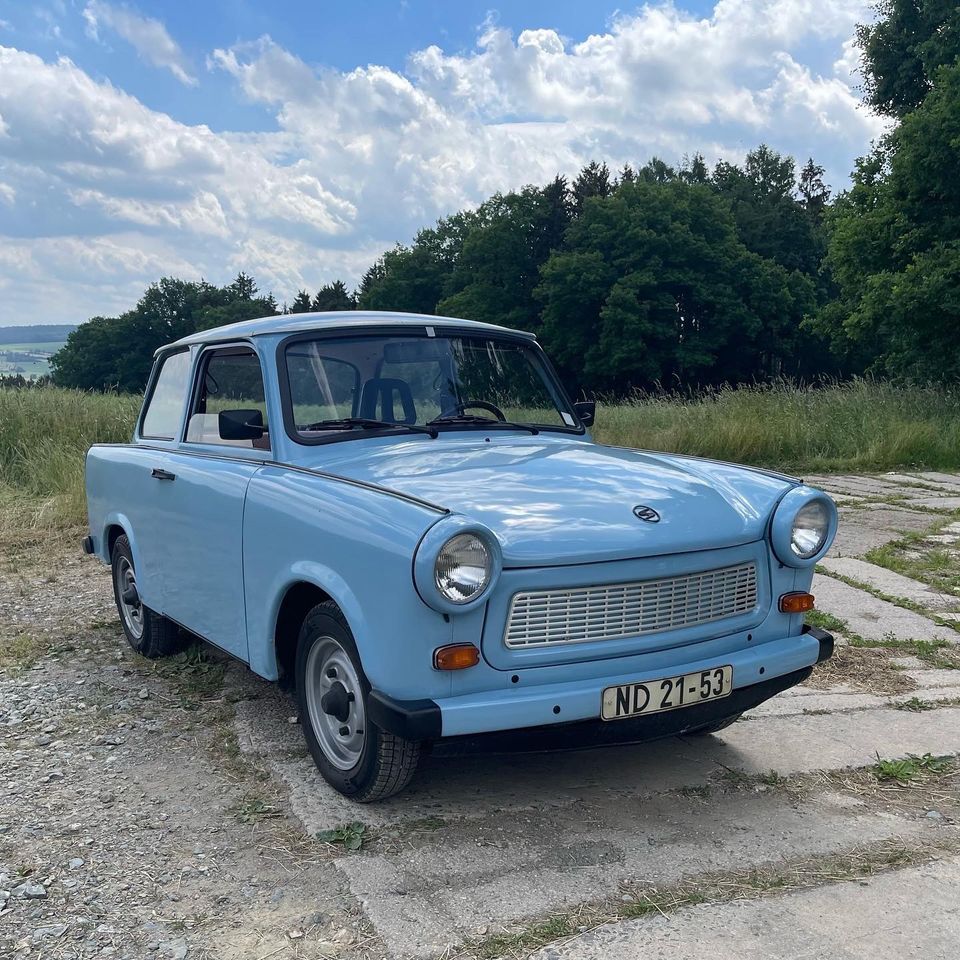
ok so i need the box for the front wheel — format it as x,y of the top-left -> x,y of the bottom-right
296,601 -> 420,802
110,535 -> 183,658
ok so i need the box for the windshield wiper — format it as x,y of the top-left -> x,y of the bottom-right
301,417 -> 438,438
427,414 -> 540,435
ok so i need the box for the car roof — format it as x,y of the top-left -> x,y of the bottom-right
157,311 -> 536,355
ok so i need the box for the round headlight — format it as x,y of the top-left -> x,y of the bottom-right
791,500 -> 830,559
435,534 -> 491,604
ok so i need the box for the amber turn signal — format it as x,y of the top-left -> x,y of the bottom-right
433,643 -> 481,670
779,592 -> 815,614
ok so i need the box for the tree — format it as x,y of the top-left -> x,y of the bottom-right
857,1 -> 960,118
813,62 -> 960,378
711,147 -> 824,277
312,280 -> 355,311
290,290 -> 313,313
437,184 -> 572,329
572,162 -> 612,214
536,180 -> 816,393
798,159 -> 831,221
51,275 -> 280,391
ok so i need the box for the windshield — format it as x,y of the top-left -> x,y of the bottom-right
283,332 -> 579,441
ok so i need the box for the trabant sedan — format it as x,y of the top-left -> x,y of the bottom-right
84,312 -> 837,800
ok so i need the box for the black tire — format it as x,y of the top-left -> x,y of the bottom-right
110,535 -> 183,659
687,712 -> 742,736
296,600 -> 420,802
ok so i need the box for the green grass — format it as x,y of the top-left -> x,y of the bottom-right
2,378 -> 960,536
873,752 -> 953,784
593,378 -> 960,473
804,609 -> 850,634
0,386 -> 139,530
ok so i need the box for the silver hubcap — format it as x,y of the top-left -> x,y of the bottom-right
115,556 -> 144,639
305,636 -> 366,771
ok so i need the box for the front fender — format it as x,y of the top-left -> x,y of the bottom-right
253,561 -> 369,681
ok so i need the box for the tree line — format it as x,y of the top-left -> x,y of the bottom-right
49,1 -> 959,395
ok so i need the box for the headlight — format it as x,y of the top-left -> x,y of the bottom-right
791,500 -> 830,559
435,534 -> 491,603
770,487 -> 837,568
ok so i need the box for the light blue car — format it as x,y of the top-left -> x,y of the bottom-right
84,311 -> 838,801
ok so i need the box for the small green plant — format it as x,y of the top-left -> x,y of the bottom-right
804,609 -> 849,634
894,697 -> 936,712
317,821 -> 367,851
232,793 -> 282,824
873,752 -> 953,784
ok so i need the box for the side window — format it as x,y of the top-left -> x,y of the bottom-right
140,351 -> 191,440
185,348 -> 270,450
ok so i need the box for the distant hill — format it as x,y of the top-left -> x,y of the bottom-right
0,324 -> 77,345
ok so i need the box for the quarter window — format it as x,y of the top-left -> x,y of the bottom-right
140,351 -> 191,440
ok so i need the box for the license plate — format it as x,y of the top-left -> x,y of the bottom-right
601,665 -> 733,721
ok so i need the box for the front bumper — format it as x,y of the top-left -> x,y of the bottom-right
369,625 -> 834,742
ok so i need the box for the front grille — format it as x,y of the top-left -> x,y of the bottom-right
503,562 -> 758,648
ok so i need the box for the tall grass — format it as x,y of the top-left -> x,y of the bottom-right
594,379 -> 960,474
0,379 -> 958,534
0,386 -> 139,530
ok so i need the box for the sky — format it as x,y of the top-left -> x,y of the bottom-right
0,0 -> 886,327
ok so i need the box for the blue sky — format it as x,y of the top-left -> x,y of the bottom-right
0,1 -> 882,326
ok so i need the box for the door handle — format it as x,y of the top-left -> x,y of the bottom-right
151,468 -> 176,481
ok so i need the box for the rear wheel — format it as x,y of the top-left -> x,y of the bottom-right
296,601 -> 420,802
110,535 -> 183,659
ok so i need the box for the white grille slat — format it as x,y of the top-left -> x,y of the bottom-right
503,563 -> 758,648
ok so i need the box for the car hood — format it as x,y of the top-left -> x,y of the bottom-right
307,434 -> 796,567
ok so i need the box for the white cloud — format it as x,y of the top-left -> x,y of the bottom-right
0,182 -> 14,204
0,1 -> 885,327
83,1 -> 197,86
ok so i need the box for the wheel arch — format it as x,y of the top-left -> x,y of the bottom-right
101,513 -> 137,566
264,562 -> 369,685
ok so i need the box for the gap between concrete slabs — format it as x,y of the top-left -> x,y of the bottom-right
527,855 -> 960,960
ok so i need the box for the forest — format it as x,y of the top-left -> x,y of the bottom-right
48,1 -> 960,397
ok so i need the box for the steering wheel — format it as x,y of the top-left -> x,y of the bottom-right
443,399 -> 506,421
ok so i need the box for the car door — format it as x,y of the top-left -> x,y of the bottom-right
120,348 -> 194,613
153,343 -> 270,662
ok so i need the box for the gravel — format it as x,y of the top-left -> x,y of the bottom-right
0,540 -> 380,959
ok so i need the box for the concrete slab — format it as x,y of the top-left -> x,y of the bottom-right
233,672 -> 960,958
829,506 -> 936,556
818,557 -> 960,611
883,472 -> 960,493
902,496 -> 960,510
812,574 -> 959,643
804,475 -> 913,499
917,471 -> 960,491
530,855 -> 960,960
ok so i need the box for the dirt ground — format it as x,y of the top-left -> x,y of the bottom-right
2,470 -> 960,959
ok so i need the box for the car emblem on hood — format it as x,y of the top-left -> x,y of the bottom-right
633,505 -> 660,523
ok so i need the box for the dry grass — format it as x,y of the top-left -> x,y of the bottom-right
806,641 -> 917,695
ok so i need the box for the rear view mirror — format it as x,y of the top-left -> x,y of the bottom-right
574,401 -> 596,427
219,408 -> 264,440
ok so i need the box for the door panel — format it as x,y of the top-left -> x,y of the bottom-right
152,453 -> 260,661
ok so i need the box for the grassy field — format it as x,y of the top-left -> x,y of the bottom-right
0,386 -> 140,535
0,340 -> 67,352
1,379 -> 959,534
593,379 -> 960,475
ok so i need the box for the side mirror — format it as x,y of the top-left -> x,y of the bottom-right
219,408 -> 265,441
574,401 -> 596,428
